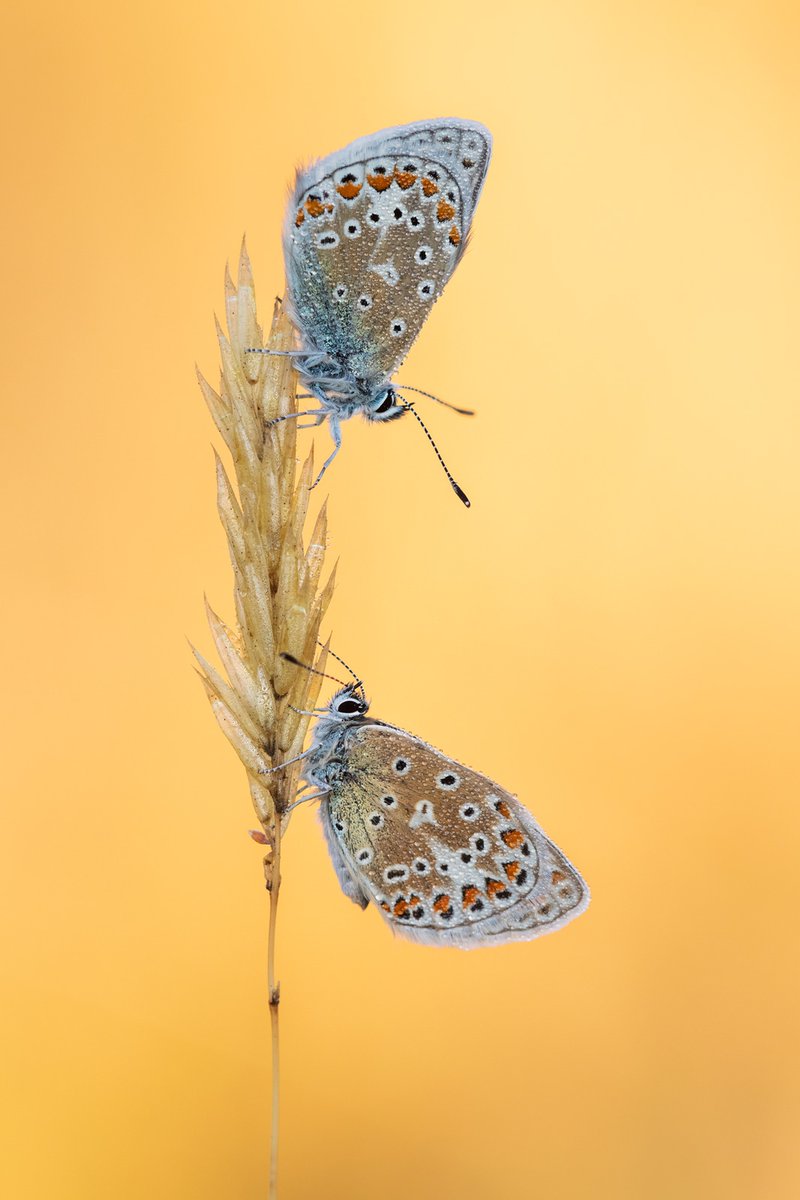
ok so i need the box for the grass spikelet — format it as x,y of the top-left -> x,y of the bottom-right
194,240 -> 334,1197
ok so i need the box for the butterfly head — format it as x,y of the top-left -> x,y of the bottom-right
309,683 -> 371,757
326,685 -> 370,721
280,649 -> 368,725
365,386 -> 406,423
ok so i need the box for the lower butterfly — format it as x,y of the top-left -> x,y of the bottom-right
249,118 -> 493,505
277,653 -> 590,948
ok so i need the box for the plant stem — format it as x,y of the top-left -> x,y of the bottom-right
199,260 -> 334,1198
267,820 -> 282,1200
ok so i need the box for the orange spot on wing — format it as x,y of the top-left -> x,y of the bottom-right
433,894 -> 451,914
436,199 -> 456,222
337,181 -> 361,199
504,861 -> 522,881
367,172 -> 393,191
395,170 -> 417,189
502,829 -> 525,849
305,198 -> 325,217
486,879 -> 507,898
380,901 -> 391,912
294,208 -> 305,227
462,885 -> 480,909
449,225 -> 461,245
551,870 -> 566,884
393,898 -> 409,917
421,177 -> 439,197
495,800 -> 511,818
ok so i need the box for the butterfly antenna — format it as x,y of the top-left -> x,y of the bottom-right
280,652 -> 352,691
398,385 -> 475,417
316,639 -> 365,698
396,398 -> 471,508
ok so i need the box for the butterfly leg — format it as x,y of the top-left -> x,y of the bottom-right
258,748 -> 313,774
311,417 -> 342,489
285,787 -> 329,815
266,409 -> 328,430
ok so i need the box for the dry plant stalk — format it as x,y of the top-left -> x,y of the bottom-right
194,241 -> 335,1198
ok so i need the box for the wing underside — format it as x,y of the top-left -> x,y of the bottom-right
324,723 -> 589,948
283,120 -> 492,384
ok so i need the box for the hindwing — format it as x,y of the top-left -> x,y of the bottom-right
320,724 -> 589,947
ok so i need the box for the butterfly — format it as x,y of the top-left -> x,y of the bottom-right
281,654 -> 590,948
254,118 -> 492,505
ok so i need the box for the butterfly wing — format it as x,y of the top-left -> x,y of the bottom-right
322,724 -> 589,948
319,803 -> 370,910
283,119 -> 492,387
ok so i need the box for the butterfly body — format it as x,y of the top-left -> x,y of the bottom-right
280,119 -> 492,487
302,686 -> 590,948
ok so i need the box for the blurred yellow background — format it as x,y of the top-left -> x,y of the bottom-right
2,1 -> 799,1197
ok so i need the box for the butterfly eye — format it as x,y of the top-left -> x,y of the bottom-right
374,390 -> 395,415
337,699 -> 361,714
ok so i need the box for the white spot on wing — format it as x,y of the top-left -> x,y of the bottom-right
409,800 -> 436,829
370,261 -> 400,287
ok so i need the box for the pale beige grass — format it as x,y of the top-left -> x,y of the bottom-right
194,242 -> 334,1198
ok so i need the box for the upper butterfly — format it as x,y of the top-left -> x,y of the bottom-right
281,654 -> 590,949
261,119 -> 492,505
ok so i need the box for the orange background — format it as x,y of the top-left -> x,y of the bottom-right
2,2 -> 800,1197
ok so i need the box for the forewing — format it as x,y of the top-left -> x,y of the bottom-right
283,120 -> 492,383
319,801 -> 370,910
324,724 -> 589,948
